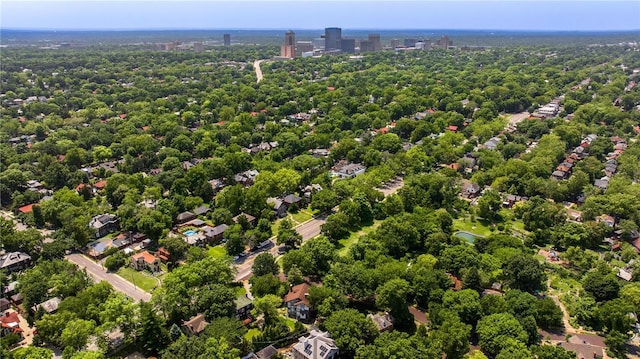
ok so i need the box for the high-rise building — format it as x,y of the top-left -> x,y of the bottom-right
340,38 -> 355,54
360,40 -> 374,53
324,27 -> 342,51
404,38 -> 417,47
223,34 -> 231,46
368,34 -> 382,51
193,42 -> 204,52
390,39 -> 401,48
280,30 -> 295,58
295,41 -> 314,57
436,35 -> 452,49
312,38 -> 325,50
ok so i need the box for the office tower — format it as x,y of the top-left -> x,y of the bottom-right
390,38 -> 401,48
295,41 -> 314,57
368,34 -> 381,51
281,30 -> 295,58
436,35 -> 451,49
360,40 -> 374,53
193,42 -> 204,52
404,38 -> 417,47
223,34 -> 231,46
312,38 -> 325,50
324,27 -> 342,51
340,38 -> 355,54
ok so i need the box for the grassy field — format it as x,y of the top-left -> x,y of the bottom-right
337,220 -> 381,256
244,328 -> 261,341
452,217 -> 493,237
208,245 -> 228,260
117,267 -> 160,292
291,209 -> 313,224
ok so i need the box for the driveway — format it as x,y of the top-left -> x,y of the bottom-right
66,253 -> 151,303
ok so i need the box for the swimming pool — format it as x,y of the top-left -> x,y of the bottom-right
455,231 -> 477,244
184,230 -> 197,236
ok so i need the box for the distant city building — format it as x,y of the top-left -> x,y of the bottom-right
369,34 -> 382,51
223,33 -> 231,46
281,30 -> 296,58
193,42 -> 204,52
340,38 -> 355,54
390,38 -> 401,48
312,38 -> 325,50
360,39 -> 374,53
404,38 -> 418,47
436,35 -> 452,49
296,41 -> 314,56
324,27 -> 342,51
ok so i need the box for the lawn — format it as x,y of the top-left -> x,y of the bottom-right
117,267 -> 160,292
235,285 -> 247,297
452,217 -> 493,237
244,328 -> 261,341
283,316 -> 297,331
291,209 -> 313,224
337,220 -> 381,256
208,245 -> 228,260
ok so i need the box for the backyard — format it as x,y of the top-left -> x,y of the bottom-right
208,245 -> 228,260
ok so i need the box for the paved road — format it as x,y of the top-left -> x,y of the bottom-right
66,253 -> 151,303
254,59 -> 265,83
233,176 -> 405,281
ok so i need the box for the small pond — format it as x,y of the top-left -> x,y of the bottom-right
455,231 -> 477,244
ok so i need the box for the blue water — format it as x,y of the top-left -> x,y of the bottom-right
455,231 -> 476,244
184,230 -> 197,236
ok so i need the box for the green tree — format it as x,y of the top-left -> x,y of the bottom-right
252,253 -> 279,276
477,189 -> 502,221
442,289 -> 482,326
476,313 -> 528,357
138,301 -> 168,355
11,346 -> 54,359
534,297 -> 563,329
530,345 -> 576,359
376,279 -> 414,331
323,309 -> 379,357
277,219 -> 302,248
583,270 -> 620,302
61,319 -> 96,350
430,315 -> 471,359
251,294 -> 282,325
503,253 -> 546,293
201,337 -> 241,359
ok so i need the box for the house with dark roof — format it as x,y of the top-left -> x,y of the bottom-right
243,345 -> 279,359
283,194 -> 303,209
284,283 -> 312,323
176,211 -> 196,224
235,294 -> 254,321
193,205 -> 211,217
203,224 -> 228,244
89,214 -> 120,238
267,197 -> 287,218
183,314 -> 208,335
594,178 -> 609,191
0,252 -> 32,273
233,213 -> 257,226
368,312 -> 394,332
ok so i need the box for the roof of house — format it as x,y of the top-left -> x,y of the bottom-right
283,194 -> 302,205
233,213 -> 256,223
0,252 -> 31,270
255,345 -> 278,359
293,330 -> 338,359
193,205 -> 211,216
284,283 -> 311,307
133,251 -> 158,264
33,297 -> 61,313
183,314 -> 208,334
368,312 -> 394,331
177,211 -> 195,221
267,197 -> 285,210
94,180 -> 108,189
0,311 -> 22,333
18,204 -> 35,213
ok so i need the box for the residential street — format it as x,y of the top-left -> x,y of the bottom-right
66,253 -> 151,303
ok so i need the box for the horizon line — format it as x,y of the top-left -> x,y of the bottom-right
3,27 -> 640,33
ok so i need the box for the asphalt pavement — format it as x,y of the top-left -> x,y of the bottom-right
66,253 -> 151,303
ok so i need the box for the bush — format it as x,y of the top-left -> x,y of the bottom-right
104,252 -> 127,271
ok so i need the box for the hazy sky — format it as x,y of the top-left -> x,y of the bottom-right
2,1 -> 639,31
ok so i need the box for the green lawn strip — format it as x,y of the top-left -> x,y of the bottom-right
282,316 -> 297,331
117,267 -> 159,292
337,220 -> 381,256
291,210 -> 313,224
235,285 -> 247,297
244,328 -> 261,341
452,218 -> 493,237
207,245 -> 228,260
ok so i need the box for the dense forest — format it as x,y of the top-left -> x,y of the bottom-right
1,38 -> 640,359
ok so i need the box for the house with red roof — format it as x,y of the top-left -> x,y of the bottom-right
131,250 -> 161,272
94,180 -> 107,190
17,204 -> 35,214
447,125 -> 458,132
284,283 -> 312,323
0,311 -> 23,338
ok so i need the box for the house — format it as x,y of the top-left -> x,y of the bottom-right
551,170 -> 566,180
284,283 -> 312,323
483,137 -> 501,150
302,184 -> 323,204
176,211 -> 196,224
17,204 -> 35,214
0,311 -> 23,338
330,161 -> 366,179
461,182 -> 480,199
310,149 -> 330,158
183,314 -> 208,335
203,224 -> 228,243
89,214 -> 120,238
0,252 -> 32,273
283,194 -> 303,209
292,330 -> 339,359
193,205 -> 211,217
235,170 -> 260,187
94,180 -> 108,191
596,214 -> 616,227
267,197 -> 287,218
233,213 -> 257,226
243,345 -> 279,359
0,298 -> 10,312
156,247 -> 170,262
368,312 -> 394,332
594,178 -> 609,191
1,282 -> 19,298
209,178 -> 225,193
447,125 -> 458,132
235,294 -> 254,321
32,297 -> 61,314
617,268 -> 632,281
566,209 -> 583,223
131,251 -> 161,272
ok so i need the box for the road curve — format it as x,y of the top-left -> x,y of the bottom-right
254,60 -> 265,83
66,253 -> 151,303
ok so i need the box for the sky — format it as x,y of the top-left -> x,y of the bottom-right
2,0 -> 639,31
